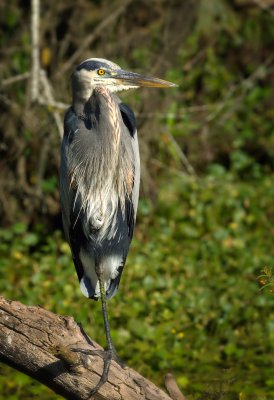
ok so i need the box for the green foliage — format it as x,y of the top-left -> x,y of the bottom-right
161,3 -> 274,179
258,266 -> 274,293
1,171 -> 274,399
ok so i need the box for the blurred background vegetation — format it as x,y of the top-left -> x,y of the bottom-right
1,0 -> 274,399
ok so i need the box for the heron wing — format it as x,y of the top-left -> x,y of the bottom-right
60,108 -> 91,293
119,102 -> 140,222
60,107 -> 78,244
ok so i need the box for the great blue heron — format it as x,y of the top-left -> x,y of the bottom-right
60,58 -> 176,394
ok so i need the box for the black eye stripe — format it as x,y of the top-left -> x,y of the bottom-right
76,60 -> 110,71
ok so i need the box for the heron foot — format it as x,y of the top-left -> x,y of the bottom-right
71,347 -> 105,357
88,347 -> 123,396
110,348 -> 125,368
71,347 -> 125,396
71,346 -> 124,367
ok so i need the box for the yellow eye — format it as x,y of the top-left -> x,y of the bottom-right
97,69 -> 105,75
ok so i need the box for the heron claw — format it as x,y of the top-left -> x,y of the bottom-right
71,347 -> 105,357
88,348 -> 117,397
71,346 -> 124,367
111,349 -> 125,368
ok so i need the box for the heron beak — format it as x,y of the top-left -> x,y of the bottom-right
113,70 -> 178,88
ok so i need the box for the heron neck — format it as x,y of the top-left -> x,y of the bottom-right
72,91 -> 94,116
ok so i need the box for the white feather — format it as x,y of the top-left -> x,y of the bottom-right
79,248 -> 123,298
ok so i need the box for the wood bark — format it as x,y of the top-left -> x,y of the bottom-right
0,296 -> 175,400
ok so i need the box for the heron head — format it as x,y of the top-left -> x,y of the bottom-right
71,58 -> 177,99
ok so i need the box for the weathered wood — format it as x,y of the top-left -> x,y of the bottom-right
0,296 -> 173,400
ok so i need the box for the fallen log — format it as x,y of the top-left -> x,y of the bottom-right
0,296 -> 180,400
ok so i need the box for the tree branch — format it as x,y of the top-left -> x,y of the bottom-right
31,0 -> 40,102
39,69 -> 63,137
0,296 -> 174,400
165,374 -> 186,400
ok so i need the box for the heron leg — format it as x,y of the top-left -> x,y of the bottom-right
97,265 -> 114,353
88,264 -> 117,395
